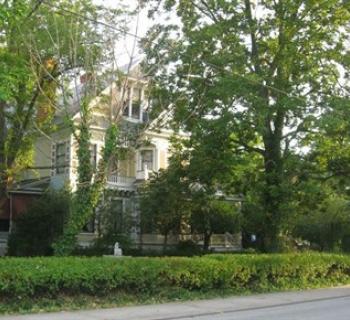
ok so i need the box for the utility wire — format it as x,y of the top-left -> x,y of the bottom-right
40,0 -> 312,145
41,0 -> 307,104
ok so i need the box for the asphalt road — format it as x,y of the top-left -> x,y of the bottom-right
2,286 -> 350,320
177,294 -> 350,320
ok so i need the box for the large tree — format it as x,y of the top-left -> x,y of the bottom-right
0,0 -> 115,211
143,0 -> 350,251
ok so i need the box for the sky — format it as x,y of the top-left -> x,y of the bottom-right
93,0 -> 182,69
94,0 -> 155,67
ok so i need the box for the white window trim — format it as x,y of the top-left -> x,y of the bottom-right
137,148 -> 157,172
122,85 -> 145,123
128,85 -> 133,118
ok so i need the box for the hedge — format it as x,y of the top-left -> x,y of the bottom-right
1,253 -> 350,300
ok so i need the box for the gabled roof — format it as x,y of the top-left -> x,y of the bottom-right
56,58 -> 147,119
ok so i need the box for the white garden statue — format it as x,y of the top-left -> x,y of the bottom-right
114,242 -> 122,256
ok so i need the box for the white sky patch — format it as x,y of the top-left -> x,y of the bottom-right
92,0 -> 151,66
93,0 -> 181,68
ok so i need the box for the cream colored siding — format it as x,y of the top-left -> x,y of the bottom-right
118,159 -> 128,176
91,130 -> 105,141
21,136 -> 52,180
117,152 -> 136,177
159,150 -> 167,169
128,153 -> 136,177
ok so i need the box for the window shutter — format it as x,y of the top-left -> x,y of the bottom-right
51,142 -> 56,176
65,141 -> 70,175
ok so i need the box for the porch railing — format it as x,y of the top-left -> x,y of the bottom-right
107,175 -> 136,187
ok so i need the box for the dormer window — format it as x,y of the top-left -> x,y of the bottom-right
122,85 -> 144,122
132,88 -> 142,119
122,87 -> 131,116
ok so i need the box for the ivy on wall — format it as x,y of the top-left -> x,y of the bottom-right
53,101 -> 119,256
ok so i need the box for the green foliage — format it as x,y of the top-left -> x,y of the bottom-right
0,0 -> 108,196
1,253 -> 350,309
94,194 -> 134,253
141,138 -> 242,252
191,197 -> 241,250
306,98 -> 350,188
7,189 -> 71,256
141,137 -> 242,251
140,152 -> 190,240
175,240 -> 202,256
144,0 -> 350,251
53,103 -> 120,255
294,195 -> 350,251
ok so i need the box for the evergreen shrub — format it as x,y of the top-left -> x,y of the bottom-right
1,253 -> 350,300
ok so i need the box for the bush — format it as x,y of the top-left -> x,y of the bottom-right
176,240 -> 202,256
293,196 -> 350,251
7,189 -> 71,256
1,253 -> 350,302
191,199 -> 241,250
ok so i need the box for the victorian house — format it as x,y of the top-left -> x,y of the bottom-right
1,61 -> 242,253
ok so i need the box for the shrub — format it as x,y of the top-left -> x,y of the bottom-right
0,253 -> 350,301
172,240 -> 202,256
294,196 -> 350,251
7,189 -> 71,256
191,199 -> 241,250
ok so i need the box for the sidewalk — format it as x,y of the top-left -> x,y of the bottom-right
2,286 -> 350,320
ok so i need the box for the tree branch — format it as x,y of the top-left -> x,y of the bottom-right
232,138 -> 265,155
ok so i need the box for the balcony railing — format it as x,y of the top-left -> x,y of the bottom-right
107,175 -> 136,188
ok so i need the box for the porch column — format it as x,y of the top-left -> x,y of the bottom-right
128,85 -> 134,118
140,88 -> 144,121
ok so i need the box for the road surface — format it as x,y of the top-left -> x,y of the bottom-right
2,286 -> 350,320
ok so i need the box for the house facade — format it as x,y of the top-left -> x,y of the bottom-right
5,63 -> 242,253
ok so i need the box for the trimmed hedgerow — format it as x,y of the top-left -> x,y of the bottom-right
0,253 -> 350,301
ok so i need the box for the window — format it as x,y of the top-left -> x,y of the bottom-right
56,142 -> 66,174
140,150 -> 153,171
111,199 -> 123,233
142,111 -> 149,123
122,100 -> 129,116
131,88 -> 142,119
122,87 -> 143,121
90,144 -> 97,169
82,209 -> 95,233
122,87 -> 131,116
132,101 -> 141,119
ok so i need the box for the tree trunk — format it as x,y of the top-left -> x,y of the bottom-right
262,128 -> 284,252
0,179 -> 7,221
0,102 -> 8,216
203,232 -> 211,251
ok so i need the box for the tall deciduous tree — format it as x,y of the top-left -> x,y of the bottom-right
143,0 -> 350,251
0,0 -> 107,209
